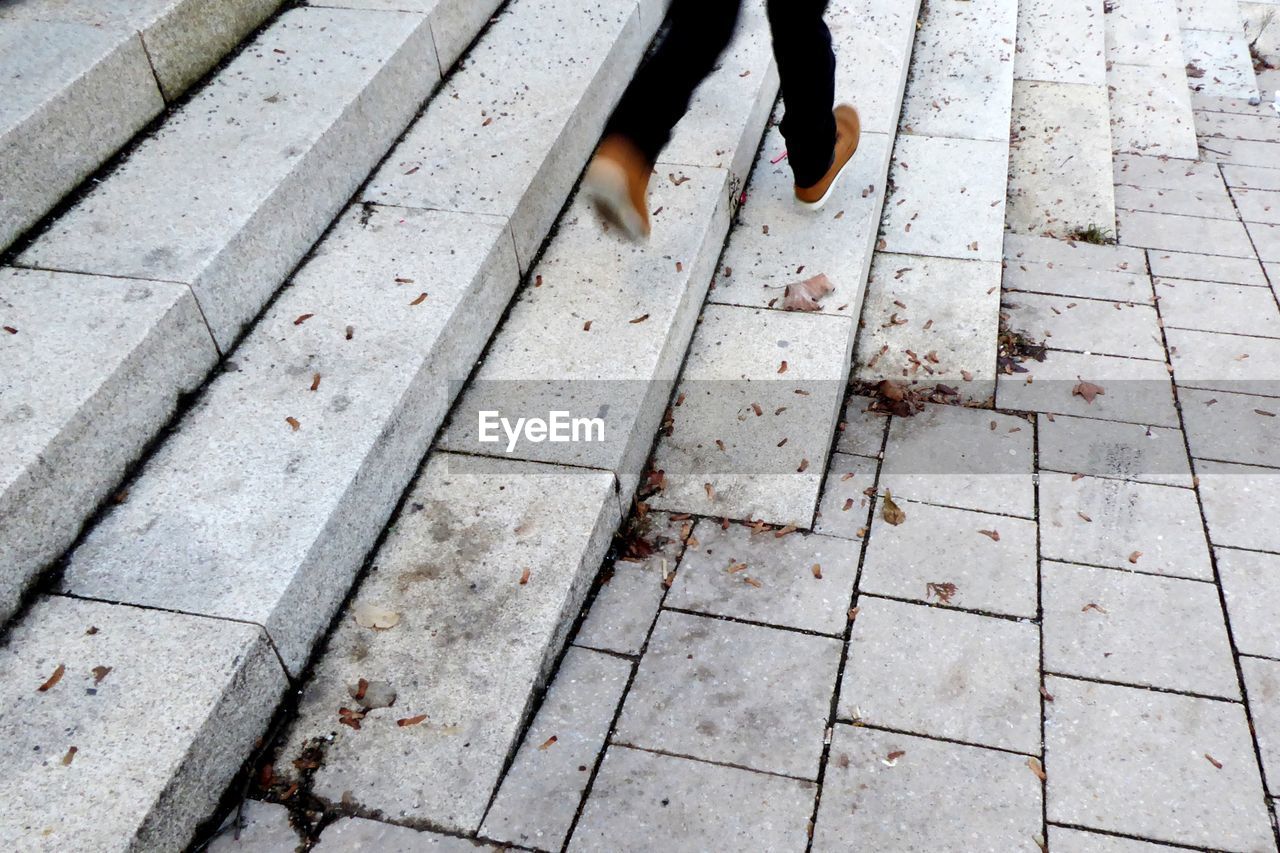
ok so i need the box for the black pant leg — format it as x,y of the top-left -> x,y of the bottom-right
604,0 -> 744,166
766,0 -> 837,188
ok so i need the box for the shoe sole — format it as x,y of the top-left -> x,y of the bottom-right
585,158 -> 648,242
795,145 -> 856,212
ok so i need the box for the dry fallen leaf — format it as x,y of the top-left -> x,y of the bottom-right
1204,753 -> 1223,769
1027,757 -> 1046,781
519,567 -> 532,585
353,603 -> 401,630
881,491 -> 906,526
38,664 -> 65,693
926,581 -> 957,603
293,313 -> 314,325
91,666 -> 111,685
811,564 -> 823,579
1040,685 -> 1054,702
704,482 -> 716,501
285,416 -> 301,431
1128,551 -> 1142,564
397,714 -> 428,728
410,292 -> 428,306
538,735 -> 559,750
62,746 -> 78,766
1072,379 -> 1105,404
744,577 -> 764,588
978,529 -> 1000,542
783,273 -> 835,311
1082,602 -> 1108,614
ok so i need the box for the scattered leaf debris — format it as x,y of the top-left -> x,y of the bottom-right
926,581 -> 957,603
1072,379 -> 1105,404
978,529 -> 1000,542
285,416 -> 301,431
62,746 -> 77,766
1027,757 -> 1046,781
783,274 -> 834,311
91,666 -> 112,685
1204,753 -> 1222,769
519,567 -> 532,585
37,664 -> 65,692
881,491 -> 906,526
397,714 -> 428,728
811,563 -> 823,579
538,735 -> 559,750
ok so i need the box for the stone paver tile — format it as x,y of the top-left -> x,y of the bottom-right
860,500 -> 1037,617
1045,676 -> 1274,850
1003,259 -> 1153,303
1168,327 -> 1280,398
1105,0 -> 1183,66
900,0 -> 1018,142
1192,91 -> 1280,115
615,610 -> 841,779
569,746 -> 815,852
667,520 -> 858,635
1148,249 -> 1270,286
813,725 -> 1043,852
824,0 -> 918,136
835,396 -> 889,458
1113,153 -> 1226,195
996,350 -> 1180,428
1114,182 -> 1237,219
1177,0 -> 1244,29
1201,140 -> 1280,172
1158,277 -> 1280,337
813,452 -> 879,541
1107,64 -> 1198,160
1197,110 -> 1280,143
1049,825 -> 1212,851
481,647 -> 631,850
1242,657 -> 1280,796
207,801 -> 300,853
0,596 -> 286,853
1042,561 -> 1239,697
1117,209 -> 1255,258
314,817 -> 499,851
1014,0 -> 1105,85
879,403 -> 1035,518
1249,221 -> 1280,263
1004,232 -> 1147,272
1180,387 -> 1280,468
1004,292 -> 1165,360
1183,28 -> 1259,99
839,597 -> 1041,753
1007,81 -> 1116,237
574,513 -> 685,657
1198,459 -> 1280,552
1223,164 -> 1280,191
648,305 -> 852,527
1037,414 -> 1192,486
879,135 -> 1008,262
1039,473 -> 1212,578
1233,187 -> 1280,225
1217,548 -> 1280,659
853,254 -> 1002,398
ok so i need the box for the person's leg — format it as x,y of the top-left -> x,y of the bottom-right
766,0 -> 838,189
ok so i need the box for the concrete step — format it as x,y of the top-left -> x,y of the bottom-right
1104,0 -> 1199,158
0,0 -> 282,252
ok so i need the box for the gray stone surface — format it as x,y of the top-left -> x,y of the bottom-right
0,19 -> 161,253
1198,110 -> 1280,143
1168,327 -> 1280,397
364,0 -> 647,269
274,453 -> 619,833
1044,676 -> 1274,850
879,135 -> 1008,262
1241,656 -> 1280,796
1177,0 -> 1247,30
1157,277 -> 1280,337
1004,231 -> 1146,272
813,452 -> 879,540
1179,387 -> 1280,468
1217,547 -> 1280,659
207,800 -> 300,853
1003,260 -> 1154,303
1113,152 -> 1223,193
1223,163 -> 1280,191
1042,561 -> 1239,697
569,746 -> 816,852
481,647 -> 632,850
1014,0 -> 1105,85
1197,460 -> 1280,552
813,726 -> 1043,852
614,610 -> 841,779
1004,292 -> 1165,360
1106,0 -> 1183,66
646,305 -> 853,526
996,349 -> 1180,428
878,403 -> 1035,518
0,596 -> 286,853
860,499 -> 1038,617
1048,826 -> 1197,851
1233,187 -> 1280,225
314,817 -> 499,851
1114,182 -> 1237,219
1039,473 -> 1213,579
19,6 -> 439,349
1117,209 -> 1256,258
1107,63 -> 1198,159
1148,250 -> 1270,286
1201,140 -> 1280,172
823,0 -> 921,136
839,597 -> 1041,753
666,519 -> 859,635
0,267 -> 217,626
1248,221 -> 1280,263
835,396 -> 889,458
574,514 -> 685,657
1037,414 -> 1192,486
58,207 -> 519,674
1183,28 -> 1261,99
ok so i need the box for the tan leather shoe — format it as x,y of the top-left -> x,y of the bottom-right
585,134 -> 652,241
794,104 -> 861,210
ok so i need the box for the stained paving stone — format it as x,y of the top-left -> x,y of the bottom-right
1002,260 -> 1153,303
614,610 -> 841,779
1042,561 -> 1239,697
1223,164 -> 1280,191
1177,0 -> 1246,30
878,403 -> 1035,518
313,817 -> 498,851
1197,460 -> 1280,553
481,647 -> 632,850
1178,386 -> 1280,468
568,745 -> 816,852
1114,182 -> 1237,219
1013,0 -> 1105,86
1112,152 -> 1225,194
1197,110 -> 1280,143
1157,277 -> 1280,337
1117,209 -> 1256,257
996,349 -> 1180,428
1217,547 -> 1280,659
1004,232 -> 1147,272
666,519 -> 859,635
1167,327 -> 1280,397
647,305 -> 853,527
207,800 -> 301,853
1248,221 -> 1280,263
1182,28 -> 1259,99
1037,414 -> 1192,486
812,725 -> 1043,852
812,452 -> 879,541
1039,472 -> 1212,579
1241,657 -> 1280,796
1232,187 -> 1280,224
1107,64 -> 1198,160
1105,0 -> 1183,67
1047,826 -> 1185,851
835,396 -> 889,458
1003,292 -> 1165,360
838,597 -> 1041,754
1044,675 -> 1274,851
1148,249 -> 1270,286
879,134 -> 1008,263
1006,80 -> 1116,237
1201,139 -> 1280,172
573,514 -> 685,657
860,500 -> 1038,617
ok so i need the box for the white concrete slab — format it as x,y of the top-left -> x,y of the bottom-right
1014,0 -> 1106,85
1108,63 -> 1199,159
